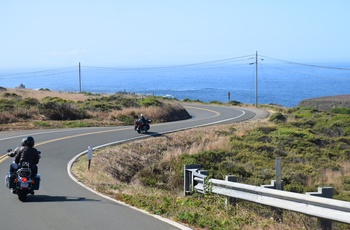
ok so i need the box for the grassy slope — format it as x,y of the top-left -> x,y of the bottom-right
2,88 -> 350,229
0,88 -> 191,130
71,105 -> 350,229
298,94 -> 350,111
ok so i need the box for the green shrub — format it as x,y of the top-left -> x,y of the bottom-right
209,100 -> 223,105
39,101 -> 89,120
137,97 -> 161,107
341,176 -> 350,190
17,97 -> 39,107
228,100 -> 242,106
32,121 -> 50,127
335,191 -> 350,202
269,112 -> 287,123
331,107 -> 350,114
63,121 -> 91,128
3,92 -> 22,100
284,184 -> 306,193
39,88 -> 51,91
116,115 -> 134,124
0,98 -> 15,111
80,100 -> 119,111
41,96 -> 69,104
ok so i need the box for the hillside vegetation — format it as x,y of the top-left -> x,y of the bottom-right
298,94 -> 350,112
2,87 -> 350,229
72,103 -> 350,229
0,87 -> 191,130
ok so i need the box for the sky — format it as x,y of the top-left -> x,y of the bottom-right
1,1 -> 350,68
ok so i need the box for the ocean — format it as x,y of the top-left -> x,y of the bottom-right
0,59 -> 349,108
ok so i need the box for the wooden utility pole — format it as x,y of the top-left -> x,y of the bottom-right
79,62 -> 82,92
255,51 -> 258,108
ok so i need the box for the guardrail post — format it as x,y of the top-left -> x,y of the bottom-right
225,175 -> 237,208
306,187 -> 333,230
199,170 -> 209,193
261,180 -> 284,222
184,164 -> 201,196
261,180 -> 284,190
276,157 -> 282,190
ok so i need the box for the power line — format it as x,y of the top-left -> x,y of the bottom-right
260,55 -> 350,71
0,66 -> 77,78
83,54 -> 255,71
0,70 -> 76,80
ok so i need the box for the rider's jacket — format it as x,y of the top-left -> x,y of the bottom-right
14,146 -> 40,167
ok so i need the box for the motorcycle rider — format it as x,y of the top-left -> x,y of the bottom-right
10,136 -> 40,179
140,114 -> 147,125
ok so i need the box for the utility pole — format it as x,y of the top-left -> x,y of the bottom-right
79,62 -> 82,92
255,51 -> 258,108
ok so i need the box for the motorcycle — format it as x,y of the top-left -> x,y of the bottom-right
5,149 -> 41,202
134,118 -> 151,133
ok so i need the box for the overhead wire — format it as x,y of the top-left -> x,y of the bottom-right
83,54 -> 255,71
0,66 -> 77,79
260,55 -> 350,71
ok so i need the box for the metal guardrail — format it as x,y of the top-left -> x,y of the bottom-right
184,165 -> 350,228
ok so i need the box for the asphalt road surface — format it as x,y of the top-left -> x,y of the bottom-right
0,104 -> 268,230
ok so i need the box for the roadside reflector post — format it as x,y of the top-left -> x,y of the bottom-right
87,146 -> 93,170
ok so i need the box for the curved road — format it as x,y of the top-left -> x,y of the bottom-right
0,104 -> 268,230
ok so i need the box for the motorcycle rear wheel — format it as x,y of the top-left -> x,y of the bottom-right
18,190 -> 27,202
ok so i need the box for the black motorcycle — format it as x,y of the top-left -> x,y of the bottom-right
5,149 -> 41,201
134,118 -> 151,133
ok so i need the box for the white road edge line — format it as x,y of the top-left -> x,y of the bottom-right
66,109 -> 248,230
67,136 -> 193,230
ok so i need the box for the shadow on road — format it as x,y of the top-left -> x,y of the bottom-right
25,195 -> 100,203
144,131 -> 161,137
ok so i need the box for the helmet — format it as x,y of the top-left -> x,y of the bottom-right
140,114 -> 144,117
21,138 -> 27,146
22,136 -> 35,147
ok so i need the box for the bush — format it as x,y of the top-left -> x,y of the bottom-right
269,112 -> 287,123
137,97 -> 161,107
18,97 -> 39,107
0,98 -> 15,111
3,92 -> 22,100
116,115 -> 134,124
330,107 -> 350,114
80,100 -> 119,112
228,100 -> 242,106
39,101 -> 89,120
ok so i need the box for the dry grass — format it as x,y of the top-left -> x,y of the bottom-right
0,88 -> 189,130
310,161 -> 350,190
71,120 -> 321,229
4,88 -> 95,101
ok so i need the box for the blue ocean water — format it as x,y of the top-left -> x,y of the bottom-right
0,60 -> 349,108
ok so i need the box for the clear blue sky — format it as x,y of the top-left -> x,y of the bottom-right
1,1 -> 350,68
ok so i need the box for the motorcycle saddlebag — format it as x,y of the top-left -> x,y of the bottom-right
31,174 -> 41,190
5,173 -> 16,189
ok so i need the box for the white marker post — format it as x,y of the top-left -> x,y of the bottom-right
87,146 -> 93,170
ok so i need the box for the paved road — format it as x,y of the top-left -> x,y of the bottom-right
0,104 -> 268,230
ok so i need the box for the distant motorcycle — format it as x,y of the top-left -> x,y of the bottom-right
134,118 -> 151,133
5,149 -> 41,202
